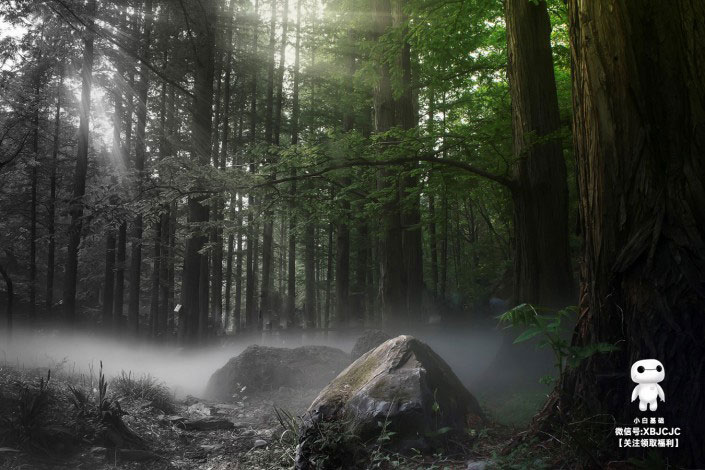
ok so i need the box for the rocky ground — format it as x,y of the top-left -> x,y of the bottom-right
0,365 -> 521,469
0,332 -> 572,469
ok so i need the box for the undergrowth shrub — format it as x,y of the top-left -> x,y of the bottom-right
111,371 -> 175,414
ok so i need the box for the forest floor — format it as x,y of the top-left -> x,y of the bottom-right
0,363 -> 564,469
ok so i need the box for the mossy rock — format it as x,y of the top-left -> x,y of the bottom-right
295,335 -> 485,469
205,345 -> 350,400
350,329 -> 393,360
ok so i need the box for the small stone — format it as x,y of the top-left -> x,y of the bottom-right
188,403 -> 213,415
253,439 -> 267,448
181,416 -> 235,431
161,415 -> 186,425
467,461 -> 489,470
199,444 -> 223,452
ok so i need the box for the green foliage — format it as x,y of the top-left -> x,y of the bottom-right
488,439 -> 553,470
0,370 -> 54,454
307,417 -> 367,469
273,406 -> 301,447
497,304 -> 617,381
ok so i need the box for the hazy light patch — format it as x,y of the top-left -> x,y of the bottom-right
0,324 -> 550,400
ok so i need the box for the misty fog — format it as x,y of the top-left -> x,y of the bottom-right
0,325 -> 555,399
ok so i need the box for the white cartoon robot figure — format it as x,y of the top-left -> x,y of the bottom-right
631,359 -> 665,411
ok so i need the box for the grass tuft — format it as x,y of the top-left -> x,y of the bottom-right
111,371 -> 176,414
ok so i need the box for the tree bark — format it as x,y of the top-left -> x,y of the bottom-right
62,0 -> 96,324
373,0 -> 406,323
393,0 -> 423,320
104,233 -> 116,328
286,0 -> 302,328
304,221 -> 315,328
29,56 -> 40,324
127,0 -> 154,335
46,66 -> 63,312
182,0 -> 216,342
553,1 -> 705,466
0,263 -> 12,335
505,0 -> 573,307
324,221 -> 333,329
260,0 -> 280,328
149,220 -> 161,337
245,0 -> 260,330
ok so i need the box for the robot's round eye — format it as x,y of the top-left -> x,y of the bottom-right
637,366 -> 645,373
656,365 -> 662,372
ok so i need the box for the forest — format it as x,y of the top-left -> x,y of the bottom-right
0,0 -> 703,469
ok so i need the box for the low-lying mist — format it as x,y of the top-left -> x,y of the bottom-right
0,325 -> 556,399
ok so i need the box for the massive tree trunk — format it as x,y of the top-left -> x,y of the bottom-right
373,0 -> 405,324
554,1 -> 705,466
62,0 -> 96,324
127,0 -> 154,334
182,0 -> 216,342
505,0 -> 573,307
393,0 -> 423,320
335,31 -> 354,327
46,66 -> 63,312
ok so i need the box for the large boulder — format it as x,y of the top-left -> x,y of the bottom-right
205,345 -> 350,400
350,329 -> 392,360
295,335 -> 484,468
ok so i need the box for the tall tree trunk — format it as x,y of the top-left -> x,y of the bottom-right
46,66 -> 63,312
127,0 -> 154,335
428,193 -> 438,298
182,0 -> 216,343
114,223 -> 127,327
335,31 -> 354,328
212,0 -> 237,334
149,220 -> 161,337
155,48 -> 171,339
393,0 -> 423,320
286,0 -> 302,327
505,0 -> 573,307
29,57 -> 41,324
553,2 -> 705,466
225,197 -> 235,331
373,0 -> 405,323
324,220 -> 333,329
158,209 -> 170,337
62,0 -> 96,324
354,223 -> 368,323
304,221 -> 315,328
427,94 -> 438,299
273,0 -> 288,146
114,11 -> 139,330
260,0 -> 279,328
104,233 -> 116,327
245,0 -> 260,331
234,194 -> 244,330
0,263 -> 12,335
439,189 -> 448,300
167,199 -> 177,333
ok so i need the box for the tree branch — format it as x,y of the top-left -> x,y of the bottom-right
258,154 -> 514,189
45,0 -> 195,99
